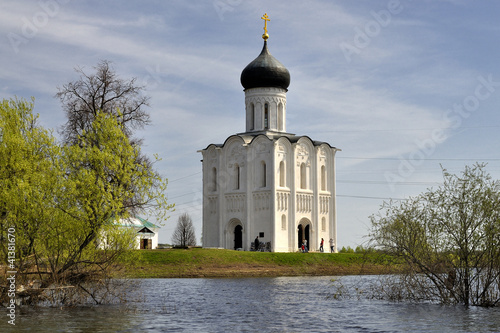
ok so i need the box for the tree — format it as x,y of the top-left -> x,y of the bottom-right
0,98 -> 172,305
172,213 -> 197,247
0,98 -> 63,286
55,60 -> 150,145
56,60 -> 160,217
370,163 -> 500,306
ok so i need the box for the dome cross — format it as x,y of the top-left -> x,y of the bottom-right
261,13 -> 270,40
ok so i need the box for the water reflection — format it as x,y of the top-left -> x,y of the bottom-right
1,276 -> 500,332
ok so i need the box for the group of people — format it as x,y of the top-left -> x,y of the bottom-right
302,238 -> 335,253
254,236 -> 335,252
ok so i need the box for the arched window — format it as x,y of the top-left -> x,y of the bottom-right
321,165 -> 326,191
281,215 -> 287,230
264,103 -> 269,129
279,161 -> 285,187
234,164 -> 240,190
300,163 -> 307,189
211,167 -> 217,192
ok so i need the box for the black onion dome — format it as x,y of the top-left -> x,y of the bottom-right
240,41 -> 290,90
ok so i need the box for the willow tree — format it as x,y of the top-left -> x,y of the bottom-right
0,98 -> 172,305
370,163 -> 500,306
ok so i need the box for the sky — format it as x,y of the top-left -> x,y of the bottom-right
2,0 -> 500,249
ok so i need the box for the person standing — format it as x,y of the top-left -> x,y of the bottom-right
329,238 -> 335,253
320,238 -> 324,252
254,236 -> 260,251
303,239 -> 308,253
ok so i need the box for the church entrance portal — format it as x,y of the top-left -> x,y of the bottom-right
227,219 -> 244,250
297,222 -> 310,250
234,225 -> 243,250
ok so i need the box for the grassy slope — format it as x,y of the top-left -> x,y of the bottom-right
113,248 -> 401,278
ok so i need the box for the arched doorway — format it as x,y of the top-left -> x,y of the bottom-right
297,219 -> 311,250
226,219 -> 244,250
234,225 -> 243,250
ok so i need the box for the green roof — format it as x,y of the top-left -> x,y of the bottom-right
114,216 -> 160,229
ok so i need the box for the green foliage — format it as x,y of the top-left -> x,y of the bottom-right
370,163 -> 500,307
0,98 -> 172,305
0,98 -> 62,270
339,246 -> 355,253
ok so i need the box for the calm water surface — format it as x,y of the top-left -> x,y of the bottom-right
2,276 -> 500,332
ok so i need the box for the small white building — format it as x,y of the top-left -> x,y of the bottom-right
116,216 -> 160,250
199,26 -> 339,252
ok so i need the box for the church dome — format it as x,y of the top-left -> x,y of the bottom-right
240,41 -> 290,90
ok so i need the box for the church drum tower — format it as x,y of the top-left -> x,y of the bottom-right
199,14 -> 339,252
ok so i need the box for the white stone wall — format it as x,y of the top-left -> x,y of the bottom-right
201,133 -> 338,253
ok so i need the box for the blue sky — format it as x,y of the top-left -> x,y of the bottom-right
2,0 -> 500,248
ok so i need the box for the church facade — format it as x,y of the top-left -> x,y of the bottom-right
199,21 -> 339,252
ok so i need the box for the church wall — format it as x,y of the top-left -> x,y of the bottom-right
247,136 -> 273,250
201,145 -> 221,248
221,137 -> 248,249
315,144 -> 332,250
274,138 -> 293,252
294,138 -> 316,250
201,136 -> 338,253
327,146 -> 339,252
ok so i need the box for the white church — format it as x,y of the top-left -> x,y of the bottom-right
199,15 -> 339,252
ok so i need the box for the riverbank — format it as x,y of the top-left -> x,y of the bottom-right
112,248 -> 402,278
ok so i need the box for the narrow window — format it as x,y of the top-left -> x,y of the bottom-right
279,161 -> 285,187
278,103 -> 284,131
261,161 -> 267,187
234,164 -> 240,190
281,215 -> 287,230
300,163 -> 307,189
211,167 -> 217,192
322,217 -> 326,231
321,165 -> 326,191
264,103 -> 269,129
250,103 -> 255,130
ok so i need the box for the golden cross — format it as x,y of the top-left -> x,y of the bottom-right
261,13 -> 270,34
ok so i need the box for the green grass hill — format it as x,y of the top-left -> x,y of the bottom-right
113,248 -> 401,278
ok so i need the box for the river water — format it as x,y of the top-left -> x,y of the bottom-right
2,276 -> 500,332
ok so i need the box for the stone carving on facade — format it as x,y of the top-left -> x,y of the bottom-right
296,193 -> 313,213
208,195 -> 218,215
256,142 -> 268,153
225,194 -> 246,213
253,192 -> 271,211
276,191 -> 289,211
320,195 -> 330,214
319,147 -> 327,162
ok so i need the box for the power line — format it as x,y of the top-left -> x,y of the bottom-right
337,194 -> 407,200
311,125 -> 500,134
338,157 -> 500,161
338,180 -> 440,186
169,172 -> 202,183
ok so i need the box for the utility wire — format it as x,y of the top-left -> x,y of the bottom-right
338,157 -> 500,161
